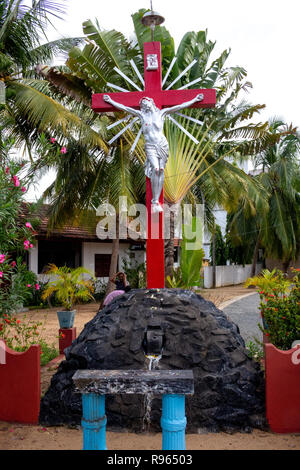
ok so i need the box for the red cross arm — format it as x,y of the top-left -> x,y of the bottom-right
92,89 -> 216,113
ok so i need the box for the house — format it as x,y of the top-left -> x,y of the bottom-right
23,204 -> 182,283
23,205 -> 146,282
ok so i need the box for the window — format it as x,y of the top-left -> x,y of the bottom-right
95,254 -> 111,277
38,240 -> 81,274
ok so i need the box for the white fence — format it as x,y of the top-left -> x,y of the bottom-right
203,264 -> 262,289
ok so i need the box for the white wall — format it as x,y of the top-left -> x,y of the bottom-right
28,241 -> 38,275
82,241 -> 135,280
203,263 -> 263,289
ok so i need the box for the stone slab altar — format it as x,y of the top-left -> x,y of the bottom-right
73,369 -> 194,395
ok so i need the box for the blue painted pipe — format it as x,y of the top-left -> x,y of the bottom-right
81,393 -> 107,450
161,394 -> 187,450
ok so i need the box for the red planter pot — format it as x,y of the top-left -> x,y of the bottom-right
59,327 -> 76,355
264,339 -> 300,433
0,341 -> 41,424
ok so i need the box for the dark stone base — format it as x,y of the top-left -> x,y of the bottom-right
39,289 -> 267,433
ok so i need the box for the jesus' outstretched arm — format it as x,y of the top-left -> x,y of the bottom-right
103,94 -> 141,118
161,93 -> 204,117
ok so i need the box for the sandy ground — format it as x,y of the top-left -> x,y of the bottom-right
0,422 -> 299,450
2,284 -> 299,451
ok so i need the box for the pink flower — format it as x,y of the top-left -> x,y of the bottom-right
21,187 -> 26,193
29,244 -> 33,248
24,240 -> 30,250
0,254 -> 5,264
0,272 -> 3,278
50,138 -> 56,143
11,261 -> 16,268
35,284 -> 40,291
60,147 -> 67,154
27,284 -> 31,288
25,222 -> 33,230
5,167 -> 10,174
12,175 -> 20,187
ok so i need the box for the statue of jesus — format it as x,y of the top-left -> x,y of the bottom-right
103,93 -> 204,212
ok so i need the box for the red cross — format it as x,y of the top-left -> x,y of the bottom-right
92,42 -> 216,289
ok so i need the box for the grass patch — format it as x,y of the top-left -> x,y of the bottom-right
40,340 -> 59,366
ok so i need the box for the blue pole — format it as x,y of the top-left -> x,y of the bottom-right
81,393 -> 107,450
161,394 -> 187,450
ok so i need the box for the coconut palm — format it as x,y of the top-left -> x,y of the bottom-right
228,119 -> 300,274
35,9 -> 291,280
0,0 -> 107,158
38,135 -> 145,296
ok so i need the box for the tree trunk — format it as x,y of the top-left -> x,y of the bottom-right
282,259 -> 291,274
164,208 -> 175,278
105,215 -> 120,297
251,234 -> 260,277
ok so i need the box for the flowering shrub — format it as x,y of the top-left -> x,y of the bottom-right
0,314 -> 43,351
256,269 -> 300,350
0,140 -> 39,316
0,314 -> 58,366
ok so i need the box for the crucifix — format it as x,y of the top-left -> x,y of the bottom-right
92,17 -> 216,289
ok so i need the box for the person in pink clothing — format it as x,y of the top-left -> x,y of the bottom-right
102,272 -> 130,306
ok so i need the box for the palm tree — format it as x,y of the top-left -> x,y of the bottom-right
0,0 -> 107,158
228,119 -> 300,274
38,135 -> 145,296
34,9 -> 290,281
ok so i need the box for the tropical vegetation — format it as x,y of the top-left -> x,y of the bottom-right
32,8 -> 285,281
166,218 -> 205,288
41,264 -> 95,311
245,268 -> 300,350
0,136 -> 40,316
0,3 -> 299,292
227,120 -> 300,275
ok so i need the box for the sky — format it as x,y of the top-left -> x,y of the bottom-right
26,0 -> 300,200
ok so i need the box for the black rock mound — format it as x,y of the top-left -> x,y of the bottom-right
39,289 -> 266,433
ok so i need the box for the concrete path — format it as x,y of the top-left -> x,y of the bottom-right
223,293 -> 263,345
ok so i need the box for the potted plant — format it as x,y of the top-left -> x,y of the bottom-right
42,264 -> 95,328
244,268 -> 300,433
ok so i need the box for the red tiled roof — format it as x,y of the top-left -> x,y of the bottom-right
20,203 -> 181,244
20,204 -> 145,242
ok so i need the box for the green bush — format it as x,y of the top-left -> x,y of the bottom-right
0,143 -> 38,317
122,255 -> 147,288
39,340 -> 59,366
250,269 -> 300,350
166,218 -> 204,289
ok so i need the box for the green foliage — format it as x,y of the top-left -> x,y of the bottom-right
41,264 -> 95,311
254,269 -> 300,350
91,279 -> 107,302
210,225 -> 227,266
225,216 -> 253,266
166,218 -> 204,288
228,121 -> 300,268
122,255 -> 146,289
0,313 -> 43,350
0,313 -> 58,365
0,141 -> 38,317
246,338 -> 264,363
244,268 -> 292,294
39,340 -> 59,367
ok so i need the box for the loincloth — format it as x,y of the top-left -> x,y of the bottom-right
144,138 -> 169,178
